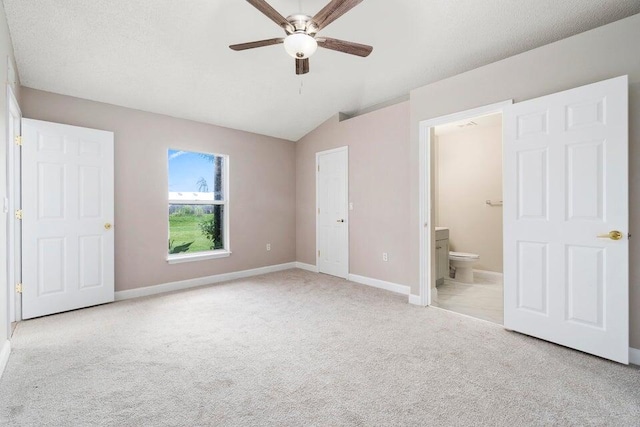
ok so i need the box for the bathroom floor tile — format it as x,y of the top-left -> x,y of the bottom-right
432,275 -> 503,324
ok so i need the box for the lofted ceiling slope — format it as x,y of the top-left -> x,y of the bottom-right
4,1 -> 640,141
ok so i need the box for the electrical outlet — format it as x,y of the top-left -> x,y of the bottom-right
349,202 -> 354,211
383,252 -> 388,262
266,243 -> 271,251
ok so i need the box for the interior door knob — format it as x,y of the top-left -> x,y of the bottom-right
104,223 -> 112,230
597,230 -> 623,240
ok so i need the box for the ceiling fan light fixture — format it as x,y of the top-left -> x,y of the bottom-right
284,32 -> 317,59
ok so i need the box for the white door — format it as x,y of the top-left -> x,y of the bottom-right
22,119 -> 115,319
317,147 -> 349,278
503,76 -> 628,364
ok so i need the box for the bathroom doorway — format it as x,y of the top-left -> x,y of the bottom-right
430,112 -> 504,324
417,100 -> 512,324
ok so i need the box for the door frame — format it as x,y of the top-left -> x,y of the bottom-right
315,146 -> 349,278
5,85 -> 21,324
417,100 -> 512,307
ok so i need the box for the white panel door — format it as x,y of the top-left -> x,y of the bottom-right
317,147 -> 349,278
503,76 -> 628,364
22,119 -> 115,319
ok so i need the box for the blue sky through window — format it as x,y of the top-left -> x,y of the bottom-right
168,150 -> 215,193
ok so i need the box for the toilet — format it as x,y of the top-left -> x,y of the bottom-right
449,251 -> 480,283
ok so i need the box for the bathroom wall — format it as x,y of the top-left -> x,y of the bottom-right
435,121 -> 503,273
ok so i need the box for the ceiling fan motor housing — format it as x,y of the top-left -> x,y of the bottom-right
285,14 -> 318,35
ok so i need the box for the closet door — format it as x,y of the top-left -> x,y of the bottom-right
316,147 -> 349,279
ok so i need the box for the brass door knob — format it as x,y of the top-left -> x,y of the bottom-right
104,223 -> 112,230
597,230 -> 623,240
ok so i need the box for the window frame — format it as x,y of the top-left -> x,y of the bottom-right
166,150 -> 231,263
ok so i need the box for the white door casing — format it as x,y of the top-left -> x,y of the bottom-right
22,119 -> 115,319
417,100 -> 513,306
6,86 -> 21,322
503,76 -> 628,364
316,147 -> 349,279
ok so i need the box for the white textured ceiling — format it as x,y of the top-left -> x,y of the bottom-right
4,1 -> 640,141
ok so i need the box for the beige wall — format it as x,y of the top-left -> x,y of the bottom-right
296,102 -> 411,286
0,3 -> 20,345
21,88 -> 296,292
435,124 -> 503,272
409,14 -> 640,347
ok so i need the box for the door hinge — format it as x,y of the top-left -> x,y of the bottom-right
15,209 -> 22,220
318,250 -> 320,257
318,208 -> 320,214
14,135 -> 22,146
15,283 -> 22,294
317,165 -> 320,172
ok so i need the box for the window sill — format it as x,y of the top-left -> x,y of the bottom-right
167,250 -> 231,264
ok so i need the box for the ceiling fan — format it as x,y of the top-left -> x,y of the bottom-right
229,0 -> 373,75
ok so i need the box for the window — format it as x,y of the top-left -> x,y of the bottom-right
167,149 -> 229,262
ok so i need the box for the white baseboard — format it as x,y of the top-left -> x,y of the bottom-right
348,274 -> 410,295
295,265 -> 410,296
0,340 -> 10,379
115,262 -> 297,301
473,269 -> 503,283
295,262 -> 318,273
630,347 -> 640,365
408,294 -> 423,306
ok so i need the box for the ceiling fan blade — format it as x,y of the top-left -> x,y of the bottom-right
311,0 -> 364,31
229,38 -> 284,51
246,0 -> 292,31
316,37 -> 372,57
296,58 -> 310,75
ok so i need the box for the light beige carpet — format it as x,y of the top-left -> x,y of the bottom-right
0,269 -> 638,426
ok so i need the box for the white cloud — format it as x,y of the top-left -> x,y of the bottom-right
169,150 -> 186,160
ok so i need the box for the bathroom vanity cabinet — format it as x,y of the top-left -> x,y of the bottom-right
435,227 -> 449,286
